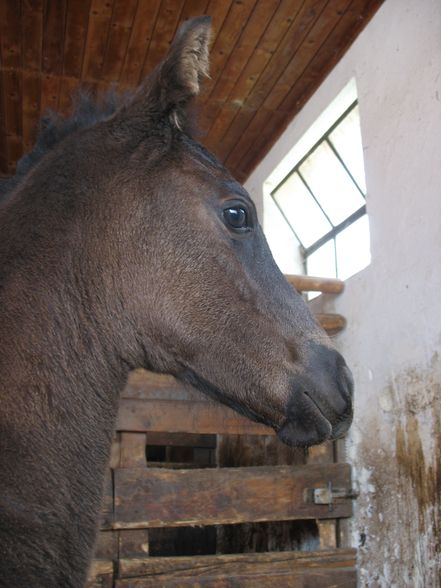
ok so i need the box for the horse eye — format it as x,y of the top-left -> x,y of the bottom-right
223,206 -> 248,230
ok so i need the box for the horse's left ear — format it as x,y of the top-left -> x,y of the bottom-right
113,16 -> 211,135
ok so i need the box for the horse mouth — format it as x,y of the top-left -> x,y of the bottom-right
275,392 -> 352,448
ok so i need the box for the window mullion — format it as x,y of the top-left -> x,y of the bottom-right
270,194 -> 307,255
326,137 -> 366,199
297,170 -> 334,227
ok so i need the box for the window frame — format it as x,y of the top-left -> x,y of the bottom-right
269,100 -> 366,277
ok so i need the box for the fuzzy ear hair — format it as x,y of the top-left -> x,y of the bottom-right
158,15 -> 211,129
113,16 -> 211,135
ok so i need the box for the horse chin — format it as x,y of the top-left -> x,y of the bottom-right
276,415 -> 333,448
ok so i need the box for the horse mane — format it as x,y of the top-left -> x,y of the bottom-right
0,89 -> 218,202
0,91 -> 129,200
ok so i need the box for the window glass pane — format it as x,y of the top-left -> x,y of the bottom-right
306,240 -> 336,278
336,215 -> 371,280
273,172 -> 332,247
329,105 -> 366,193
299,142 -> 365,225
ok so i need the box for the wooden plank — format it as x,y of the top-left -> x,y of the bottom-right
21,71 -> 40,153
101,0 -> 138,82
122,369 -> 206,401
204,0 -> 306,141
86,559 -> 114,588
116,398 -> 274,436
206,0 -> 279,107
120,432 -> 147,468
119,529 -> 150,558
112,463 -> 352,529
118,0 -> 162,86
82,0 -> 114,81
42,0 -> 67,76
0,0 -> 22,69
22,0 -> 43,72
63,0 -> 91,78
280,0 -> 384,115
199,0 -> 257,101
141,0 -> 186,78
117,548 -> 357,583
214,0 -> 328,163
146,432 -> 216,448
93,530 -> 119,559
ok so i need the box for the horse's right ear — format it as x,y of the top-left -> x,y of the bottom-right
112,16 -> 211,136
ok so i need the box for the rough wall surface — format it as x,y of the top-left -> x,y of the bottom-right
245,0 -> 441,586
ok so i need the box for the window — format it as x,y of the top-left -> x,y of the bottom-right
268,99 -> 370,282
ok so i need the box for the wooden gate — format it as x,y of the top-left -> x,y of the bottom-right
88,276 -> 356,587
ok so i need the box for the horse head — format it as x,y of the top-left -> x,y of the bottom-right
92,16 -> 353,446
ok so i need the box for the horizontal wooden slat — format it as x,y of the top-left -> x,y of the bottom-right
116,549 -> 357,587
117,398 -> 274,436
286,274 -> 344,294
111,463 -> 352,529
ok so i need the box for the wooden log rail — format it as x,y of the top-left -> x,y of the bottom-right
115,549 -> 357,587
286,274 -> 344,294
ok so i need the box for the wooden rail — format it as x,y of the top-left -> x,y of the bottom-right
110,463 -> 352,530
286,274 -> 344,294
115,549 -> 357,587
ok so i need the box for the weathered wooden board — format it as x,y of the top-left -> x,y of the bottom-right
116,548 -> 356,587
116,398 -> 274,436
111,463 -> 352,529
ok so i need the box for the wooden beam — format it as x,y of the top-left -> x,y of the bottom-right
111,463 -> 352,530
116,549 -> 357,587
116,398 -> 274,436
286,274 -> 344,294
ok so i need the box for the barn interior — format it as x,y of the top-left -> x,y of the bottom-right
1,1 -> 439,587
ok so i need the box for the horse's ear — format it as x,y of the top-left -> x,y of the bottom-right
113,16 -> 211,135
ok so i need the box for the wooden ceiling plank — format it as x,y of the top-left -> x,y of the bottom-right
119,0 -> 162,86
241,0 -> 329,112
41,0 -> 67,76
82,0 -> 115,81
179,0 -> 210,23
2,69 -> 22,137
224,0 -> 344,172
209,0 -> 328,167
101,0 -> 138,82
238,0 -> 384,180
63,0 -> 91,78
0,70 -> 9,173
141,0 -> 187,80
202,0 -> 279,141
204,0 -> 303,148
0,0 -> 22,70
263,0 -> 353,112
200,0 -> 258,101
204,0 -> 233,46
22,0 -> 43,72
21,70 -> 40,154
210,106 -> 255,163
58,76 -> 81,115
40,73 -> 61,114
279,0 -> 384,113
226,0 -> 351,171
6,133 -> 23,174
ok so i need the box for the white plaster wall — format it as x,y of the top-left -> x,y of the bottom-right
245,1 -> 441,586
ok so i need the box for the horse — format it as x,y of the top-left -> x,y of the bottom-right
0,16 -> 353,588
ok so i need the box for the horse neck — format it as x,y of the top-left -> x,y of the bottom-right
0,247 -> 131,587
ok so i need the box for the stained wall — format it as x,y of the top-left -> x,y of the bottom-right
245,0 -> 441,585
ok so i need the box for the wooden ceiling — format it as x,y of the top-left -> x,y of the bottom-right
0,0 -> 383,182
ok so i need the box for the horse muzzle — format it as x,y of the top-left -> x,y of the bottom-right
277,347 -> 354,447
